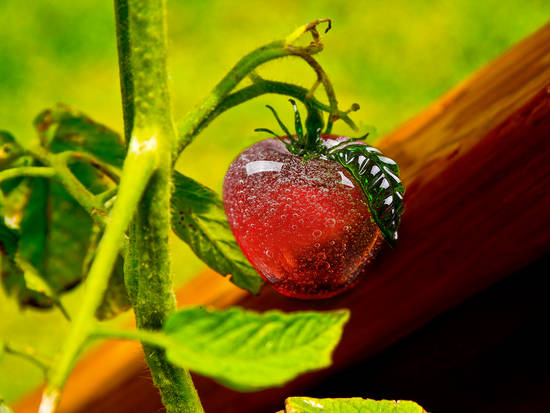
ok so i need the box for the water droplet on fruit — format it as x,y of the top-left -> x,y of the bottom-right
265,249 -> 272,258
325,218 -> 336,228
312,229 -> 322,238
343,225 -> 351,232
314,242 -> 321,249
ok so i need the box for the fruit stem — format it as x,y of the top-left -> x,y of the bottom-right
195,79 -> 358,136
175,20 -> 347,160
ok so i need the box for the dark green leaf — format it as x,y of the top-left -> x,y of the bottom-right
0,219 -> 18,256
285,397 -> 427,413
16,177 -> 93,293
163,307 -> 349,391
34,104 -> 126,167
1,113 -> 126,313
331,144 -> 405,246
1,219 -> 63,311
171,171 -> 263,294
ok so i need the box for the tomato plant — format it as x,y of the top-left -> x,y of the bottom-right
0,1 -> 419,413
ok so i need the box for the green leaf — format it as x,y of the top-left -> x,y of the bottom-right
1,219 -> 62,311
163,307 -> 349,391
34,104 -> 126,168
30,108 -> 130,317
171,171 -> 263,294
285,397 -> 427,413
18,178 -> 93,293
0,219 -> 18,256
331,144 -> 405,246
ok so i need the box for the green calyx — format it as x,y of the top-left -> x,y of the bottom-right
255,101 -> 405,246
255,99 -> 328,159
255,99 -> 368,160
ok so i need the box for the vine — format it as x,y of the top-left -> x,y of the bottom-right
0,3 -> 395,413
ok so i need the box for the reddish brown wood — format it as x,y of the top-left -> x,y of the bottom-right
14,22 -> 550,413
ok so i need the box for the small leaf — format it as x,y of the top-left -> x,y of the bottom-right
171,172 -> 263,294
34,105 -> 126,167
332,144 -> 405,246
163,307 -> 349,391
285,397 -> 427,413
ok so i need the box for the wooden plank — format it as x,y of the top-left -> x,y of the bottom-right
14,22 -> 550,413
305,255 -> 550,413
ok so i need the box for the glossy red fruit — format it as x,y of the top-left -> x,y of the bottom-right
223,136 -> 383,299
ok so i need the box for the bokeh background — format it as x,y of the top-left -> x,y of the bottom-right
1,0 -> 549,404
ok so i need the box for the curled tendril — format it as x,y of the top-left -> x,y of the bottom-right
285,19 -> 332,47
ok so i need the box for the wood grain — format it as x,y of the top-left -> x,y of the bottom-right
14,22 -> 550,413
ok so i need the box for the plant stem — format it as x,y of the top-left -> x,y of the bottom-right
24,146 -> 108,226
40,139 -> 157,413
91,326 -> 172,348
57,151 -> 121,184
175,20 -> 334,157
0,166 -> 56,183
196,79 -> 358,136
114,0 -> 203,412
2,341 -> 52,374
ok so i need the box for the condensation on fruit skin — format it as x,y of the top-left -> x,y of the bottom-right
223,137 -> 384,299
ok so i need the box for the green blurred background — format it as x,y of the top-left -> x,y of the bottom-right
1,0 -> 549,404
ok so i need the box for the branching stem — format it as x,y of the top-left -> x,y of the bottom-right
198,79 -> 358,135
0,166 -> 56,184
2,341 -> 53,374
175,19 -> 348,157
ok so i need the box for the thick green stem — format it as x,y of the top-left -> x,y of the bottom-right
114,0 -> 203,412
